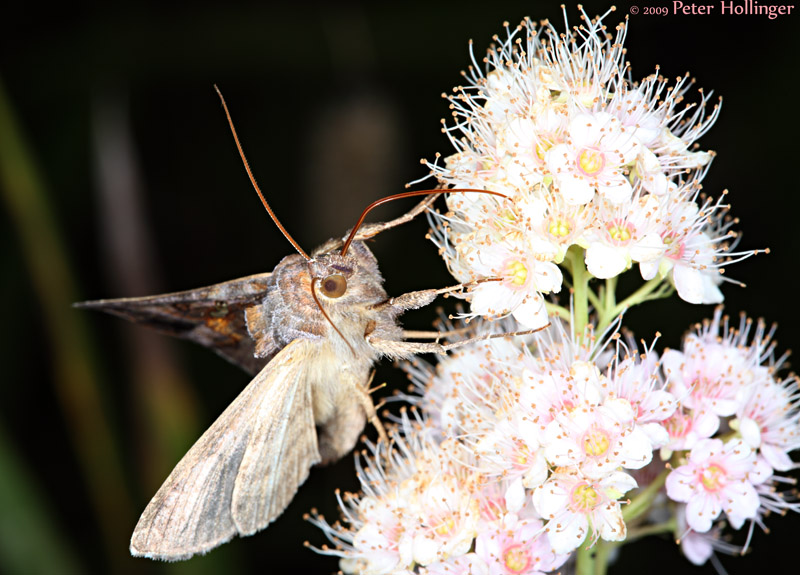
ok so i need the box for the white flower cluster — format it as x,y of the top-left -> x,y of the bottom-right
424,9 -> 757,329
661,308 -> 800,564
311,410 -> 571,575
310,321 -> 666,572
312,312 -> 799,573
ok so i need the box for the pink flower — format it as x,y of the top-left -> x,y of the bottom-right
665,438 -> 767,532
675,504 -> 738,566
661,407 -> 716,453
543,377 -> 655,478
606,348 -> 677,448
474,515 -> 569,575
736,375 -> 800,473
662,334 -> 754,442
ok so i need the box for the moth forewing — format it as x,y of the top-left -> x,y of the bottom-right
75,272 -> 275,375
130,339 -> 320,560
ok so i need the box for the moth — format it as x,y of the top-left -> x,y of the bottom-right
78,88 -> 529,561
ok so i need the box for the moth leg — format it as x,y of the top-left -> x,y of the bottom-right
401,326 -> 473,340
341,373 -> 390,445
366,336 -> 449,357
368,283 -> 471,313
436,327 -> 549,351
359,388 -> 389,446
368,324 -> 550,358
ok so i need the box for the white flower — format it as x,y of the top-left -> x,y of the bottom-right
466,241 -> 561,329
500,105 -> 568,190
411,474 -> 480,566
547,112 -> 641,205
422,11 -> 747,305
515,193 -> 594,264
532,469 -> 637,553
310,418 -> 474,574
473,416 -> 550,490
584,194 -> 666,279
609,85 -> 665,147
639,191 -> 760,305
342,496 -> 414,575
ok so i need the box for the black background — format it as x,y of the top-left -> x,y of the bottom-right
1,1 -> 798,573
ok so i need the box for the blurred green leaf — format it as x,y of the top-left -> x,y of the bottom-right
0,75 -> 134,570
0,421 -> 82,575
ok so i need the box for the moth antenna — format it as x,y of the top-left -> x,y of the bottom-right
310,277 -> 357,356
214,85 -> 311,262
340,188 -> 508,256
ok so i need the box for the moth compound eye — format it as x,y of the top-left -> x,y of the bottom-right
320,274 -> 347,298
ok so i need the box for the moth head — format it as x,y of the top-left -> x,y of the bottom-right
308,240 -> 382,301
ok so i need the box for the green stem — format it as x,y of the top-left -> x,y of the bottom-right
625,518 -> 677,544
623,468 -> 669,524
608,277 -> 665,319
567,247 -> 591,338
585,281 -> 602,313
575,540 -> 616,575
545,302 -> 571,323
604,277 -> 617,316
593,541 -> 615,575
575,543 -> 595,575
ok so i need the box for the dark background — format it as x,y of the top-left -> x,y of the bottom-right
1,1 -> 798,573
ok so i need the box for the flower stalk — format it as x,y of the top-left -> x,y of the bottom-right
567,245 -> 591,339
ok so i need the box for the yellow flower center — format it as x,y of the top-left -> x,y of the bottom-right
663,232 -> 685,259
548,216 -> 572,238
700,464 -> 726,492
664,412 -> 689,439
535,137 -> 554,161
507,260 -> 528,286
571,483 -> 600,511
582,428 -> 610,457
434,515 -> 456,536
577,147 -> 605,176
503,544 -> 531,573
607,221 -> 633,245
498,208 -> 518,226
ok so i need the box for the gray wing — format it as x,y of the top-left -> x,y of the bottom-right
76,273 -> 274,375
130,339 -> 321,561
